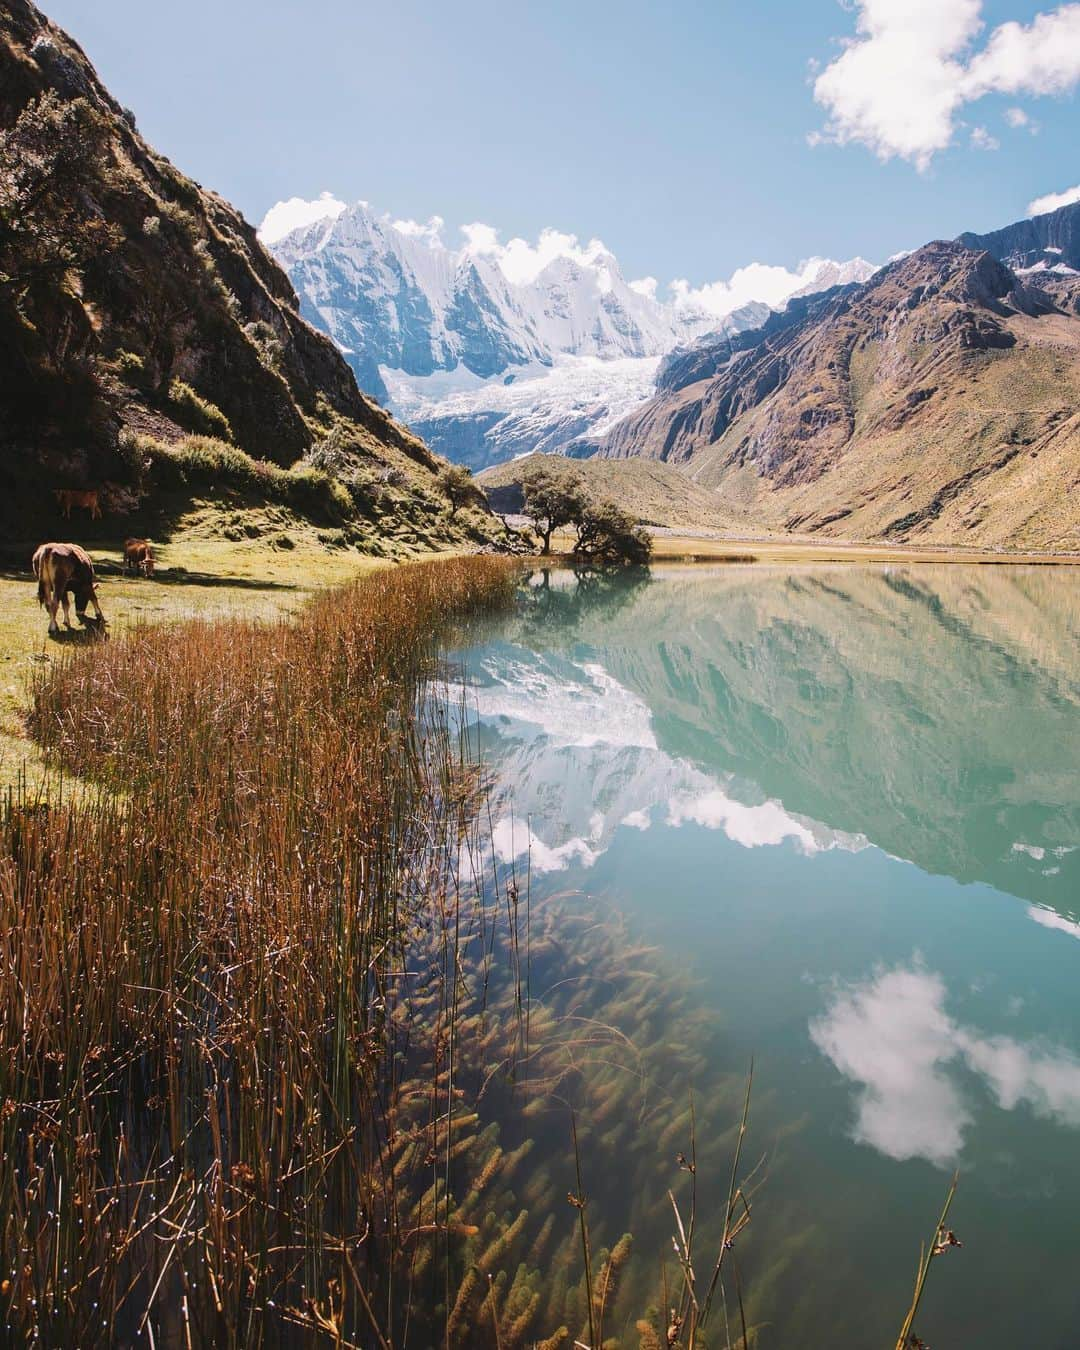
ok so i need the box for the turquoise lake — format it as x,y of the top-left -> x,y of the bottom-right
458,563 -> 1080,1347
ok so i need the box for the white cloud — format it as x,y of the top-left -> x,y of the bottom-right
970,125 -> 1000,149
629,276 -> 659,300
670,262 -> 803,318
488,816 -> 600,875
391,214 -> 445,247
813,1 -> 1080,168
1004,104 -> 1032,126
669,256 -> 876,319
812,961 -> 1080,1165
460,222 -> 615,286
964,4 -> 1080,95
811,965 -> 970,1165
1028,183 -> 1080,215
258,191 -> 346,243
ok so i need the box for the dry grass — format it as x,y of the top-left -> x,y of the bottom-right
0,555 -> 518,1346
0,536 -> 381,794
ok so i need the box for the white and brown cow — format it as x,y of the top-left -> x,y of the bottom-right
32,542 -> 107,634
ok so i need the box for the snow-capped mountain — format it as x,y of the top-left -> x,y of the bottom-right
267,199 -> 877,468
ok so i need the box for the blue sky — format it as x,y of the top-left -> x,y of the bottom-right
45,0 -> 1080,288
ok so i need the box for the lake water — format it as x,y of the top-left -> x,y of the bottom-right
457,563 -> 1080,1348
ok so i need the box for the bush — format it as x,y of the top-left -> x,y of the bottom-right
438,463 -> 474,518
243,319 -> 284,372
572,500 -> 652,567
164,434 -> 259,483
283,464 -> 353,519
115,349 -> 148,387
116,428 -> 160,484
305,421 -> 373,475
168,379 -> 234,442
147,436 -> 353,523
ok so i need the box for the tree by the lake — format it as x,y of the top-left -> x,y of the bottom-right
521,466 -> 588,553
572,499 -> 652,566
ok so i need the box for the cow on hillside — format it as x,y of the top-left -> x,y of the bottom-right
54,488 -> 102,520
32,543 -> 107,635
123,538 -> 155,577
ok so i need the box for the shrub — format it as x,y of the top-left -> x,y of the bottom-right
341,464 -> 384,515
438,463 -> 474,518
305,420 -> 373,474
165,434 -> 259,484
147,436 -> 354,523
283,464 -> 353,520
116,428 -> 161,483
114,349 -> 147,386
168,379 -> 234,441
572,500 -> 652,567
243,319 -> 283,372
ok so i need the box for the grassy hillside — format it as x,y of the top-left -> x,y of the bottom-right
0,0 -> 500,553
478,451 -> 745,531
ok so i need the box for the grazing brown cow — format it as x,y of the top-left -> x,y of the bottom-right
32,543 -> 106,634
54,488 -> 102,520
123,538 -> 155,577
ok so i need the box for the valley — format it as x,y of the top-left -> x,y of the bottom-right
3,0 -> 1080,1344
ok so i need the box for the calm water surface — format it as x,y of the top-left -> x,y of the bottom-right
459,564 -> 1080,1348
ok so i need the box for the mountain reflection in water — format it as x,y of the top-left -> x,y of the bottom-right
455,564 -> 1080,1349
468,564 -> 1080,909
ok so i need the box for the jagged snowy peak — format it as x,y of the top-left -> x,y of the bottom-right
266,197 -> 880,466
788,256 -> 879,298
270,202 -> 702,398
385,300 -> 773,470
272,204 -> 550,397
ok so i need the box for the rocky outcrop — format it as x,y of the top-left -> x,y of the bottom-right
958,199 -> 1080,271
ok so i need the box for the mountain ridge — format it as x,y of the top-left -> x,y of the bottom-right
269,201 -> 877,469
593,226 -> 1080,550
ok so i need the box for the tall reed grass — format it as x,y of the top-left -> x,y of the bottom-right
3,557 -> 520,1346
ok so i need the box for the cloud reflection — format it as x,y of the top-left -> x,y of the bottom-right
468,650 -> 868,876
812,963 -> 1080,1166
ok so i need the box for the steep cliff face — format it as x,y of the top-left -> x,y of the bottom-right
596,237 -> 1080,550
0,0 -> 445,534
958,199 -> 1080,271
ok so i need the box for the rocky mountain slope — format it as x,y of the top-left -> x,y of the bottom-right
0,0 -> 491,549
958,197 -> 1080,272
269,202 -> 876,469
595,222 -> 1080,551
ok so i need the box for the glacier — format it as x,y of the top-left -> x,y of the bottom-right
266,199 -> 878,468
